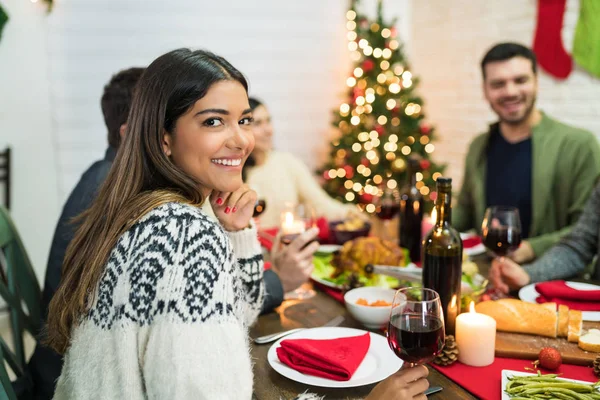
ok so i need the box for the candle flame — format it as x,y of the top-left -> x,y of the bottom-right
469,301 -> 476,313
284,212 -> 294,226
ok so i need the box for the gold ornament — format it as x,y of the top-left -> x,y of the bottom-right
433,335 -> 459,366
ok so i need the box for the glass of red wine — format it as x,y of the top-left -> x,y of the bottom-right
481,206 -> 522,259
387,287 -> 445,367
374,186 -> 400,241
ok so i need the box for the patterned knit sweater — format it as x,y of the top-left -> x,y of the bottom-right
53,202 -> 264,399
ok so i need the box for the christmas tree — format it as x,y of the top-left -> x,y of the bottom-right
319,0 -> 445,214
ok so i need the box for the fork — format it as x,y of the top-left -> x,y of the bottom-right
253,315 -> 345,345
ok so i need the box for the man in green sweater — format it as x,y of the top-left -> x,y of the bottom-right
454,42 -> 600,263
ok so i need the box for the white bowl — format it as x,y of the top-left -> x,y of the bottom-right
344,287 -> 397,329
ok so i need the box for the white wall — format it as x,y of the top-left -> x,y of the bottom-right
0,0 -> 59,280
0,0 -> 410,281
410,0 -> 600,187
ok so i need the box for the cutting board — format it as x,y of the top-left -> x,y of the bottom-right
495,321 -> 600,366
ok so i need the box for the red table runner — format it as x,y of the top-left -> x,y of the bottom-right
431,358 -> 597,400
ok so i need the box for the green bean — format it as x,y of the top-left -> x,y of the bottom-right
507,383 -> 594,393
517,388 -> 592,400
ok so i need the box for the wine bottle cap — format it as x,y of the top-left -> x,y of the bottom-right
436,177 -> 452,184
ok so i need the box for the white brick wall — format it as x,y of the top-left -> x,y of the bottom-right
46,0 -> 410,203
410,0 -> 600,188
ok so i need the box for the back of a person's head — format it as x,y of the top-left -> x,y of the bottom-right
480,42 -> 537,79
101,67 -> 145,149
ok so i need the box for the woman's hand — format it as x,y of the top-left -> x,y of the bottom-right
489,257 -> 531,294
210,184 -> 257,232
365,365 -> 429,400
271,228 -> 320,293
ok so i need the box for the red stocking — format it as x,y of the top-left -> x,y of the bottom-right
532,0 -> 573,79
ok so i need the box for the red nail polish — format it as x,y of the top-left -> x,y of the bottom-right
216,198 -> 223,205
224,206 -> 231,214
232,207 -> 237,213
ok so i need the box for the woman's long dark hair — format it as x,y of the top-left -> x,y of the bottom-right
242,97 -> 264,180
47,48 -> 248,354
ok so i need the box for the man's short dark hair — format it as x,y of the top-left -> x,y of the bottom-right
101,67 -> 145,149
481,43 -> 537,79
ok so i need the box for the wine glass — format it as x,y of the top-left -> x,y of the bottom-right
481,206 -> 522,259
387,287 -> 445,368
373,186 -> 400,241
280,204 -> 317,300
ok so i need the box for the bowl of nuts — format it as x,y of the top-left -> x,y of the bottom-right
329,218 -> 371,245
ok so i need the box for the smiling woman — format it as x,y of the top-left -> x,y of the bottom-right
45,48 -> 266,399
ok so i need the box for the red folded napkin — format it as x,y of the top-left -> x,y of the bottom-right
276,332 -> 371,381
462,236 -> 482,248
535,280 -> 600,311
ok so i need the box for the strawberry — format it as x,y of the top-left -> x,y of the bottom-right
537,347 -> 562,370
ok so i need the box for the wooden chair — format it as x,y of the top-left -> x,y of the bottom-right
0,206 -> 42,395
0,148 -> 10,210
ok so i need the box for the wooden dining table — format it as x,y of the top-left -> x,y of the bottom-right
250,285 -> 478,400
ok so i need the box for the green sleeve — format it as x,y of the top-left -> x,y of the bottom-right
528,135 -> 600,256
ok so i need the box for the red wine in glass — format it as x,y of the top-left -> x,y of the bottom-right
253,199 -> 267,218
376,204 -> 400,220
388,314 -> 445,364
481,206 -> 522,258
482,227 -> 521,257
387,287 -> 445,367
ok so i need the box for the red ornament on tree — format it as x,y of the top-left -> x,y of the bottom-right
390,27 -> 397,38
344,165 -> 354,179
361,158 -> 370,166
361,193 -> 373,203
374,125 -> 384,135
323,170 -> 331,180
353,87 -> 365,102
362,59 -> 375,72
420,123 -> 431,135
420,160 -> 431,170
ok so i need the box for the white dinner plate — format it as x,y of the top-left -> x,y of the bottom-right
518,281 -> 600,321
501,370 -> 596,400
267,327 -> 402,388
311,263 -> 422,290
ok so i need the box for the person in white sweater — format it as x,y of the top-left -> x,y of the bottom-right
45,48 -> 429,400
244,98 -> 359,229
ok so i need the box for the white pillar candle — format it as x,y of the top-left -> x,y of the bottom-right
456,301 -> 496,367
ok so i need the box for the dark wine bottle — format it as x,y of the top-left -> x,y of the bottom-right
399,158 -> 423,263
422,177 -> 463,335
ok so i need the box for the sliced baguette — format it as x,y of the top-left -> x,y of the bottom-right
475,299 -> 558,338
578,329 -> 600,352
557,304 -> 569,338
567,310 -> 583,343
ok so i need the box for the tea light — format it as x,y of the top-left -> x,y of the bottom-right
455,301 -> 496,367
281,211 -> 305,235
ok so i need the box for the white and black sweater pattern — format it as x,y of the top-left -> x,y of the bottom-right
54,202 -> 264,400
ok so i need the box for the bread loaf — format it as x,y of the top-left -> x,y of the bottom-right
475,299 -> 558,338
578,329 -> 600,352
557,304 -> 569,338
567,310 -> 583,343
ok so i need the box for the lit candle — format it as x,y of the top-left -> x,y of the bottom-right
281,212 -> 305,235
455,301 -> 496,367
